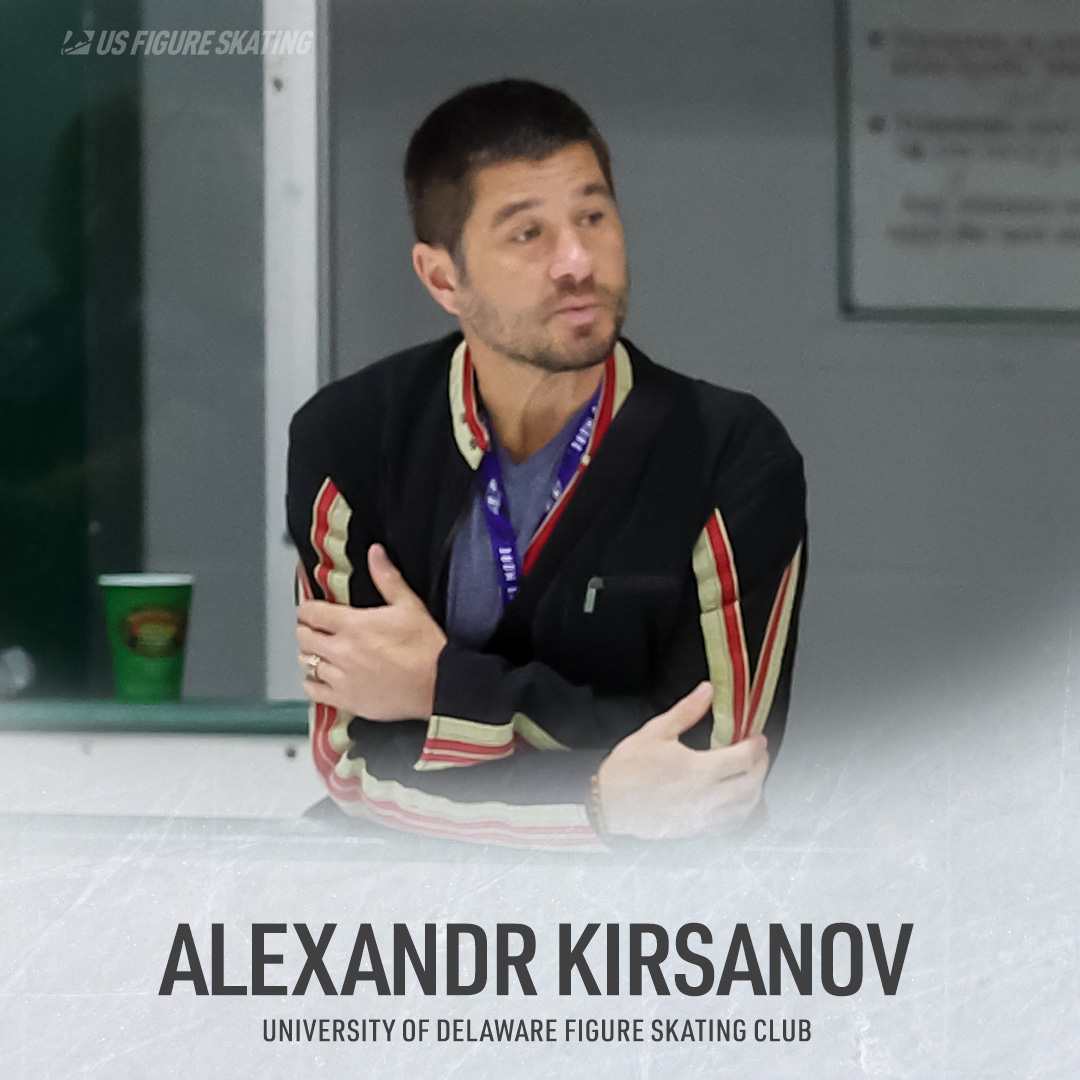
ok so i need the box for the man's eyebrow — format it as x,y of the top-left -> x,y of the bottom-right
579,181 -> 613,201
489,183 -> 614,230
490,198 -> 541,230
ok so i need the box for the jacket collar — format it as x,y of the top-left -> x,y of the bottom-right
447,338 -> 635,471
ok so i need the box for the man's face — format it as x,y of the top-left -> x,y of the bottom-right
453,141 -> 629,373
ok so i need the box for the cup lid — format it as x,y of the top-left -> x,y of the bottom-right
98,573 -> 195,587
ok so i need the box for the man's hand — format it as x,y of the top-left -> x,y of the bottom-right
296,544 -> 447,720
597,682 -> 769,839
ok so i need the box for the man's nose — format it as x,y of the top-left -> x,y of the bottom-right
549,225 -> 593,283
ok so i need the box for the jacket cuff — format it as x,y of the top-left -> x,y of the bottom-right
414,713 -> 516,771
418,642 -> 576,770
414,642 -> 515,771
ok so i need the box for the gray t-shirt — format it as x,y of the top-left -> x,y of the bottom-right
445,401 -> 593,648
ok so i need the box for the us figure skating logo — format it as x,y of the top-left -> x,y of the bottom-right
58,28 -> 314,56
60,30 -> 94,55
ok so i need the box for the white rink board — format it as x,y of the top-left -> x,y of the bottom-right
2,653 -> 1078,1080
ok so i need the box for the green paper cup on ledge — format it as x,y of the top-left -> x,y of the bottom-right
98,574 -> 194,702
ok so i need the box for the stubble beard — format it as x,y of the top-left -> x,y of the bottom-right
459,278 -> 631,374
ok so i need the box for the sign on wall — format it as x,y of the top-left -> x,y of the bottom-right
838,0 -> 1080,319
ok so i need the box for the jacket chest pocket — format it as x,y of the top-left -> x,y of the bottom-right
553,573 -> 683,692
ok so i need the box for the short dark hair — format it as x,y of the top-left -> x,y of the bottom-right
404,79 -> 614,260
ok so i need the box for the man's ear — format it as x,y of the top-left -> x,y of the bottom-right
412,242 -> 462,316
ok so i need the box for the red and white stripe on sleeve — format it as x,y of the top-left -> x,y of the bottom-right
303,477 -> 601,850
692,508 -> 803,746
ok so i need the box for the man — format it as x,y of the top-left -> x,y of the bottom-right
287,80 -> 805,847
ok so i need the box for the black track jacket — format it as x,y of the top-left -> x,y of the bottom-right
287,332 -> 806,849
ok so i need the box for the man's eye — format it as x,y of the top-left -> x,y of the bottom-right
585,211 -> 605,225
512,225 -> 541,243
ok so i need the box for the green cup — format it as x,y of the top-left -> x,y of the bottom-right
98,573 -> 194,702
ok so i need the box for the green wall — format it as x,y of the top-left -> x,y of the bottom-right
0,0 -> 142,695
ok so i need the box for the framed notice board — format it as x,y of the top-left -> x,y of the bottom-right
836,0 -> 1080,321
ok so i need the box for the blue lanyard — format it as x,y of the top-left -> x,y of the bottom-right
478,389 -> 600,606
